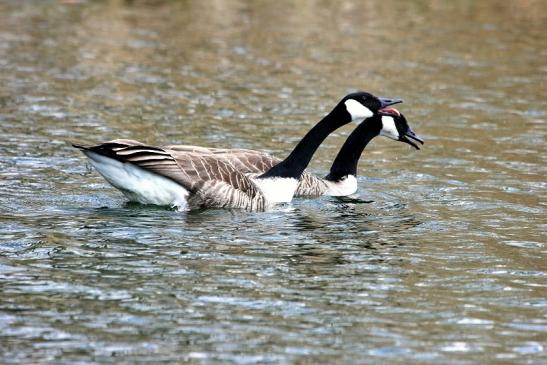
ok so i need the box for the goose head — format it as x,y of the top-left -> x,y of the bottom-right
378,108 -> 424,149
341,91 -> 403,124
324,106 -> 423,186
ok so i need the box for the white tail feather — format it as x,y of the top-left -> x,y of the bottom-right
83,151 -> 189,209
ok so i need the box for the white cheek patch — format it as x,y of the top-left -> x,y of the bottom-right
344,99 -> 373,123
380,116 -> 400,140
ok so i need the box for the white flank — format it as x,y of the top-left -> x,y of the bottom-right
380,115 -> 399,140
252,177 -> 299,203
344,99 -> 373,123
83,151 -> 189,209
325,175 -> 358,196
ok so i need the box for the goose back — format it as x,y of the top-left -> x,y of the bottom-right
165,144 -> 330,196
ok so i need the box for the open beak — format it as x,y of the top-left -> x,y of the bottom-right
400,128 -> 424,150
378,107 -> 401,117
378,97 -> 403,109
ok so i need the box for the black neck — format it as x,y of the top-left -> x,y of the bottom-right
260,106 -> 349,179
325,116 -> 381,182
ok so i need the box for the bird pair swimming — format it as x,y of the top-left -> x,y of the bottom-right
73,91 -> 423,211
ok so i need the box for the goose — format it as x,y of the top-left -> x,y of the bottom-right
164,109 -> 423,197
73,91 -> 401,211
298,109 -> 424,196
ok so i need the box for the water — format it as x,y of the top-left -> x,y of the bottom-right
1,1 -> 546,364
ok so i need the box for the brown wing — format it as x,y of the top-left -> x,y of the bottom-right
168,149 -> 266,209
74,141 -> 266,210
164,144 -> 328,197
294,172 -> 329,197
164,144 -> 281,174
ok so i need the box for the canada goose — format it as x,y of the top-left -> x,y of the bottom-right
299,109 -> 424,196
73,92 -> 401,211
164,109 -> 423,197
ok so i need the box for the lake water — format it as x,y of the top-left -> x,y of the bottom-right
0,1 -> 546,364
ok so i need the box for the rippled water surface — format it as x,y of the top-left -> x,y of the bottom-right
1,1 -> 546,364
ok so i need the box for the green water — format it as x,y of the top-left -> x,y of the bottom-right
0,1 -> 545,364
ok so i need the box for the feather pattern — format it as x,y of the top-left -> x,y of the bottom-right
74,140 -> 267,210
165,143 -> 332,197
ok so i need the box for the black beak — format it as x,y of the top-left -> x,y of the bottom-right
400,128 -> 424,150
378,97 -> 403,109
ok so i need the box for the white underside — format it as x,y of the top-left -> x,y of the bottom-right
251,176 -> 299,204
83,151 -> 189,209
325,175 -> 358,196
